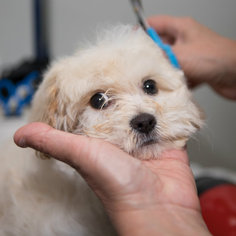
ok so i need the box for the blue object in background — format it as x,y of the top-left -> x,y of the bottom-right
0,0 -> 49,116
0,71 -> 39,116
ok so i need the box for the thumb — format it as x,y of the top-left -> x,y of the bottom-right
14,122 -> 96,170
14,122 -> 141,196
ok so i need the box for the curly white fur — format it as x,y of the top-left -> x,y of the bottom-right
0,25 -> 203,235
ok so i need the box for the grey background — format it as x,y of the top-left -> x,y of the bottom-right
0,0 -> 235,170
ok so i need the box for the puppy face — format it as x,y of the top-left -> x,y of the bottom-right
31,26 -> 203,159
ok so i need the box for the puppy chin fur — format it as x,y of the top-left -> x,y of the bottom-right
0,25 -> 204,235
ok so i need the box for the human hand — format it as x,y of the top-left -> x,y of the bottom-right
148,15 -> 236,100
14,122 -> 211,236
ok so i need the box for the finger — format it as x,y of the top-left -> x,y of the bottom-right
211,85 -> 236,100
187,80 -> 202,89
147,15 -> 179,37
14,122 -> 93,169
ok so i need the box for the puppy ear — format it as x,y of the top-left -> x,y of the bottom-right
30,63 -> 77,159
30,67 -> 59,126
30,62 -> 76,130
42,85 -> 60,128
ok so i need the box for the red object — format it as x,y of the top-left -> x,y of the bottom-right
200,184 -> 236,236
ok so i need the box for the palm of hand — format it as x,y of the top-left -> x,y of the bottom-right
86,140 -> 200,215
142,157 -> 200,211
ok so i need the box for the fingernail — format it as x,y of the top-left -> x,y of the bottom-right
17,138 -> 27,148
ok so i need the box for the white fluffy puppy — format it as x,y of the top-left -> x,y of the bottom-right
0,25 -> 203,236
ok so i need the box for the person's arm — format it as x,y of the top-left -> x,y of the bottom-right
14,122 -> 211,236
148,15 -> 236,100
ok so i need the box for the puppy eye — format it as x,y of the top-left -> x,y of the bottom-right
90,92 -> 109,109
143,79 -> 158,95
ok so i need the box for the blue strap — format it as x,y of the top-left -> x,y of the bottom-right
147,27 -> 180,69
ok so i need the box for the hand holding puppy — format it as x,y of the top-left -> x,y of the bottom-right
14,122 -> 211,236
148,16 -> 236,100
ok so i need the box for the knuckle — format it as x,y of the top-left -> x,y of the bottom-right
181,16 -> 195,25
32,127 -> 54,153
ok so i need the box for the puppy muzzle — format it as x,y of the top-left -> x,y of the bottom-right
130,113 -> 159,148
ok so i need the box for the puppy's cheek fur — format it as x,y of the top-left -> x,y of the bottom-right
159,100 -> 204,148
72,106 -> 133,153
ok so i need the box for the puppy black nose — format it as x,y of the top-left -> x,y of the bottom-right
130,113 -> 156,134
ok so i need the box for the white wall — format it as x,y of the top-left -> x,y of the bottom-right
0,0 -> 235,170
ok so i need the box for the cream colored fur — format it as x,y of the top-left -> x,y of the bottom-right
0,25 -> 203,235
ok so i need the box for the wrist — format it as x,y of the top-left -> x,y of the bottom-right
209,37 -> 236,99
109,205 -> 211,236
214,38 -> 236,86
223,39 -> 236,85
